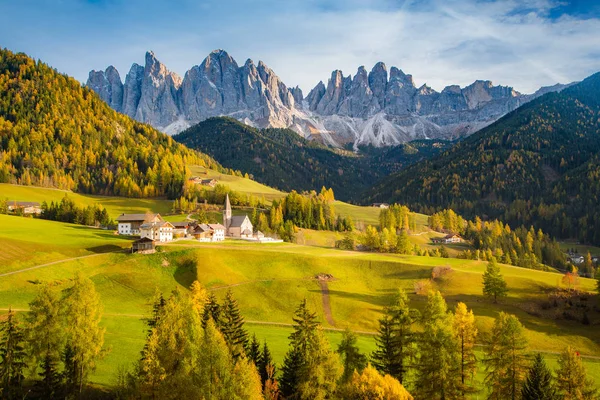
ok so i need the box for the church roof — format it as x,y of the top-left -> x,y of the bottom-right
229,215 -> 250,228
224,193 -> 231,213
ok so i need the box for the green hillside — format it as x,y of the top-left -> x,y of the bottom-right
1,215 -> 599,389
368,72 -> 600,245
174,117 -> 448,201
0,48 -> 219,198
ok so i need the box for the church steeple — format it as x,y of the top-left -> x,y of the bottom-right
223,193 -> 232,229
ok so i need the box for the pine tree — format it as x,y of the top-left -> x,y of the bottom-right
61,273 -> 105,394
297,328 -> 342,399
521,353 -> 557,400
248,334 -> 261,366
371,314 -> 400,379
452,302 -> 478,397
220,289 -> 249,360
0,308 -> 27,399
484,312 -> 529,400
202,292 -> 221,328
555,346 -> 597,400
337,328 -> 367,382
483,257 -> 508,303
36,351 -> 62,399
414,291 -> 460,400
259,340 -> 276,388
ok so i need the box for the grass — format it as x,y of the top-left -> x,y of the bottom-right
0,183 -> 173,219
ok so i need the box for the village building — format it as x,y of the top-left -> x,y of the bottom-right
8,201 -> 42,215
208,223 -> 226,241
192,224 -> 213,241
371,203 -> 390,209
188,176 -> 218,187
222,194 -> 253,238
132,237 -> 156,254
432,233 -> 463,245
171,221 -> 196,238
116,213 -> 163,236
139,220 -> 174,242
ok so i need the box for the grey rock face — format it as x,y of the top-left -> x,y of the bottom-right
87,50 -> 570,147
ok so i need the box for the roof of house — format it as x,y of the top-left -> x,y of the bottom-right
171,221 -> 191,228
201,179 -> 216,184
140,221 -> 173,229
116,213 -> 160,222
209,223 -> 226,230
133,237 -> 155,244
9,201 -> 40,207
230,215 -> 250,228
444,233 -> 460,239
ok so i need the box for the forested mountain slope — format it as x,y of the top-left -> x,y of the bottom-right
368,72 -> 600,244
174,117 -> 449,200
0,48 -> 219,198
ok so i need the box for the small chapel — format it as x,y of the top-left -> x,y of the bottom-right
222,194 -> 254,238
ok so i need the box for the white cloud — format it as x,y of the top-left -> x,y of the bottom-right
1,0 -> 598,94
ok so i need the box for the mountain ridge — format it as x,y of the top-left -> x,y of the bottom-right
87,49 -> 572,147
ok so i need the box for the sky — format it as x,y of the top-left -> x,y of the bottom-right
1,0 -> 599,94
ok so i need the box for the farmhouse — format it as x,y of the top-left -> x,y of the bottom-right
132,237 -> 156,254
191,223 -> 225,241
222,194 -> 253,238
8,201 -> 42,215
171,221 -> 196,238
208,223 -> 226,241
116,213 -> 163,236
371,203 -> 390,209
139,220 -> 174,242
432,233 -> 463,244
188,176 -> 218,187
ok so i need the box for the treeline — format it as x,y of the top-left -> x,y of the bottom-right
429,209 -> 567,270
174,183 -> 268,213
0,48 -> 219,199
379,204 -> 417,232
39,195 -> 113,227
0,274 -> 105,399
371,288 -> 598,399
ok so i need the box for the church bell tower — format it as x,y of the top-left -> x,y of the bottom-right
223,193 -> 232,232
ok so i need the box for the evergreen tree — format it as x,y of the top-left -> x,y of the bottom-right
555,346 -> 597,400
202,292 -> 221,328
259,340 -> 276,388
220,290 -> 249,360
0,308 -> 27,399
337,328 -> 367,382
36,352 -> 62,399
297,329 -> 343,399
484,312 -> 529,400
414,291 -> 460,400
61,273 -> 105,394
521,353 -> 557,400
248,334 -> 261,366
280,346 -> 304,398
371,314 -> 400,380
452,302 -> 478,397
483,257 -> 508,303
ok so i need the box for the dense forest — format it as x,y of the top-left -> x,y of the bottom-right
0,48 -> 220,198
173,117 -> 449,201
368,72 -> 600,245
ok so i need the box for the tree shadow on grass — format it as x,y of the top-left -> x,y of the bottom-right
85,244 -> 124,253
308,288 -> 395,309
174,256 -> 197,290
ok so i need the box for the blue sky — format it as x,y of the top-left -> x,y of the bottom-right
1,0 -> 599,93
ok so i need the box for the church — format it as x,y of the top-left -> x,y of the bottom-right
223,194 -> 254,238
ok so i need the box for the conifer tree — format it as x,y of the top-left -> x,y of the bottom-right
371,314 -> 400,379
484,312 -> 529,400
202,292 -> 221,328
337,328 -> 367,382
37,352 -> 62,399
483,257 -> 508,303
0,308 -> 27,399
297,328 -> 343,399
555,346 -> 597,400
452,302 -> 478,397
259,340 -> 276,388
248,334 -> 261,366
414,291 -> 460,400
26,284 -> 64,378
521,353 -> 557,400
220,290 -> 249,360
61,273 -> 105,394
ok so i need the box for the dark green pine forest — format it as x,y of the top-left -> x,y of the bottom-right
0,48 -> 219,198
173,117 -> 449,201
369,72 -> 600,245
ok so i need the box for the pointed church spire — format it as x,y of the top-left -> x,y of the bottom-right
223,193 -> 232,231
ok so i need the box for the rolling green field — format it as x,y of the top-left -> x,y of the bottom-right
1,215 -> 599,392
0,183 -> 173,219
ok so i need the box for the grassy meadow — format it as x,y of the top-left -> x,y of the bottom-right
1,214 -> 599,390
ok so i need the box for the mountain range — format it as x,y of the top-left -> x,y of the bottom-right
87,50 -> 572,148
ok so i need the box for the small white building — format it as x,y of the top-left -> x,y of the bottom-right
139,221 -> 174,242
8,201 -> 42,215
208,223 -> 226,241
116,213 -> 163,236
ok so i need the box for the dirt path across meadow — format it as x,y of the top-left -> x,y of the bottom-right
318,280 -> 335,327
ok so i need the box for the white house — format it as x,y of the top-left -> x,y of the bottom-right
116,213 -> 163,236
140,221 -> 174,242
208,223 -> 226,241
